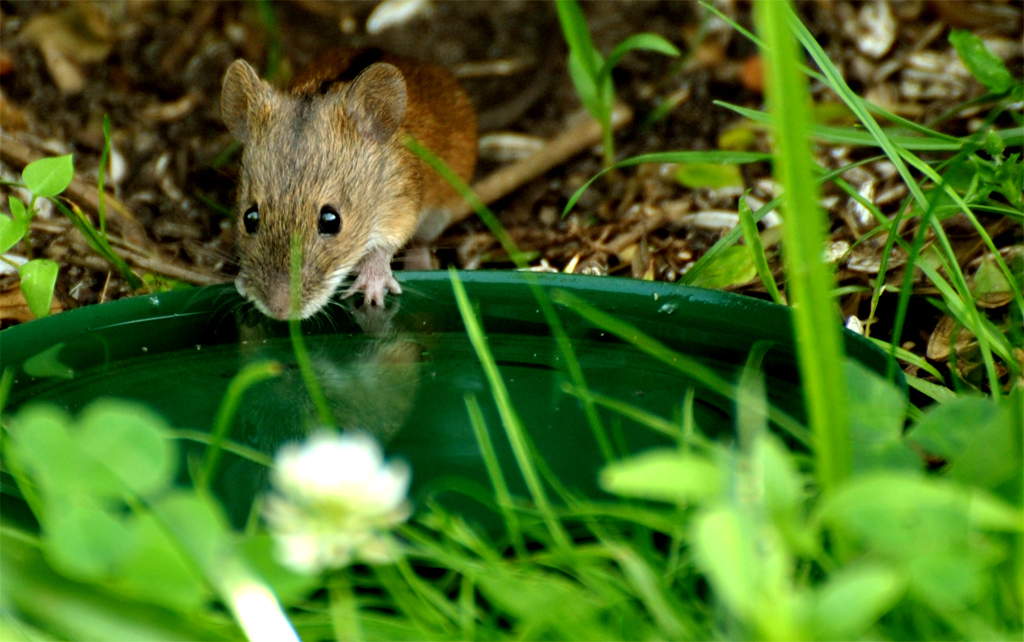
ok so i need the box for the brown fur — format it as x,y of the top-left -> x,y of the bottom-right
222,48 -> 477,319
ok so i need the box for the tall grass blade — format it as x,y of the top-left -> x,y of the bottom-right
50,198 -> 143,289
563,150 -> 770,215
289,233 -> 333,426
450,267 -> 571,550
758,1 -> 850,492
407,136 -> 615,462
787,6 -> 1019,393
464,393 -> 526,556
197,360 -> 282,490
98,115 -> 111,238
551,288 -> 811,445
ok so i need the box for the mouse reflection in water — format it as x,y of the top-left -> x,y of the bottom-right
214,304 -> 422,527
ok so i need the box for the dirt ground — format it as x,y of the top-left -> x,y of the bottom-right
1,0 -> 1021,390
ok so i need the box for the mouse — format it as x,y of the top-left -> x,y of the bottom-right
221,48 -> 477,320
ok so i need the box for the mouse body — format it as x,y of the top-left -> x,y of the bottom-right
222,48 -> 477,319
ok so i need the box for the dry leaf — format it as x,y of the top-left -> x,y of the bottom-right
19,3 -> 116,94
0,281 -> 64,325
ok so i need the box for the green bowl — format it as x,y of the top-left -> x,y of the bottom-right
1,271 -> 900,526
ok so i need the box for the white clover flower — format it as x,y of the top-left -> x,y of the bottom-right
264,431 -> 411,574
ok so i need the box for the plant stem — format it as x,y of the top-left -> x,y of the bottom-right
602,117 -> 615,170
289,233 -> 334,427
197,360 -> 282,491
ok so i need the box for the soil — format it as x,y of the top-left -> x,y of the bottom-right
1,0 -> 1021,394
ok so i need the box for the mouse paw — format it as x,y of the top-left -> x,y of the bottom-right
344,248 -> 402,307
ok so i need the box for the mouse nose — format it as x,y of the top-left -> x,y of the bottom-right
266,277 -> 294,320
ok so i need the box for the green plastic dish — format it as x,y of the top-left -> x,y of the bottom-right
1,271 -> 900,526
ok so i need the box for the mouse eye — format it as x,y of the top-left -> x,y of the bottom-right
243,205 -> 259,234
318,205 -> 341,235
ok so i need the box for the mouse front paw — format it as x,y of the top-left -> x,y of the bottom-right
344,248 -> 402,307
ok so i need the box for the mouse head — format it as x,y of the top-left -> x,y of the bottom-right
221,59 -> 422,320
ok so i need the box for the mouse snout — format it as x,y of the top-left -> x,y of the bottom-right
264,275 -> 294,320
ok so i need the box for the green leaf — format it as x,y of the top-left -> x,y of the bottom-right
2,535 -> 223,642
151,491 -> 231,575
567,52 -> 606,122
9,195 -> 29,223
755,434 -> 802,518
738,195 -> 783,305
22,154 -> 74,198
7,405 -> 114,498
754,433 -> 818,556
555,0 -> 600,79
599,449 -> 721,504
113,512 -> 211,611
845,360 -> 919,474
809,564 -> 905,640
908,552 -> 989,612
0,213 -> 27,253
971,252 -> 1016,303
949,29 -> 1015,94
692,505 -> 756,621
599,33 -> 680,83
43,494 -> 130,581
9,402 -> 173,503
75,400 -> 176,500
476,565 -> 611,640
18,258 -> 58,319
675,162 -> 744,189
819,473 -> 1023,560
687,244 -> 757,289
908,395 -> 1020,491
993,153 -> 1023,208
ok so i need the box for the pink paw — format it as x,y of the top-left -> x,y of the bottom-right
343,253 -> 402,307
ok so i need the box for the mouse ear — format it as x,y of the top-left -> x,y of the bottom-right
345,63 -> 407,143
222,59 -> 274,143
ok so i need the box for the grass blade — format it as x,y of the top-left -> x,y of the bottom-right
50,197 -> 143,289
407,135 -> 615,462
289,233 -> 333,426
758,1 -> 850,492
196,360 -> 282,490
738,194 -> 783,305
450,267 -> 571,550
464,393 -> 526,556
551,289 -> 810,445
563,150 -> 770,215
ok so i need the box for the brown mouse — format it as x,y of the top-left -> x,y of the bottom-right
221,48 -> 477,320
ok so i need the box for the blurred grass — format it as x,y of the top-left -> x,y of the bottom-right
757,1 -> 850,492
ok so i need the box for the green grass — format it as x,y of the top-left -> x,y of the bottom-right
1,1 -> 1022,640
757,1 -> 850,494
555,0 -> 680,169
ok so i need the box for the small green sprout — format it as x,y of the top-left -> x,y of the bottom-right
1,154 -> 73,318
555,0 -> 680,169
